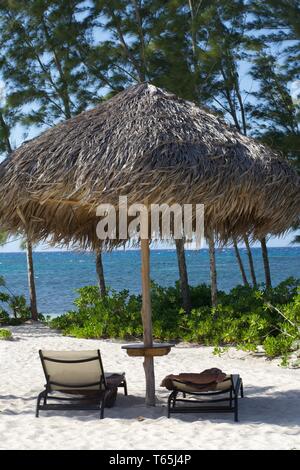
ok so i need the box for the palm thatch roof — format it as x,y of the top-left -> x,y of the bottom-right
0,83 -> 299,248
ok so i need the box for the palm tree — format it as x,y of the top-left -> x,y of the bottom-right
243,235 -> 257,287
20,238 -> 38,321
233,238 -> 249,286
175,238 -> 191,314
95,247 -> 106,296
260,237 -> 272,288
207,231 -> 218,307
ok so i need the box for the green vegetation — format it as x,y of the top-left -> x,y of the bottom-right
0,275 -> 33,325
50,277 -> 300,364
0,328 -> 12,340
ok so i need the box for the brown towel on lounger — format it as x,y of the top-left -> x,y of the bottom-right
161,368 -> 227,391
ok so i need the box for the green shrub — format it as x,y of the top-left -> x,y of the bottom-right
264,277 -> 299,304
0,308 -> 10,325
263,335 -> 293,358
261,291 -> 300,358
0,276 -> 32,324
49,278 -> 300,364
51,286 -> 143,340
0,329 -> 13,340
8,295 -> 31,320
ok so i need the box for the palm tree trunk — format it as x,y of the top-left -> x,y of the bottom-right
243,235 -> 257,287
96,248 -> 106,296
260,237 -> 272,288
207,231 -> 218,307
175,238 -> 191,314
233,238 -> 249,286
26,240 -> 38,321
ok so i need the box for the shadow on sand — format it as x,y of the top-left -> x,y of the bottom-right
1,387 -> 300,427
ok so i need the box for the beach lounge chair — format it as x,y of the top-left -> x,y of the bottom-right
162,371 -> 243,422
36,349 -> 127,419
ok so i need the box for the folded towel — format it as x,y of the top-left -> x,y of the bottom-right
161,368 -> 227,391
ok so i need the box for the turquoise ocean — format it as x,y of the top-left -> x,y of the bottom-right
0,248 -> 299,316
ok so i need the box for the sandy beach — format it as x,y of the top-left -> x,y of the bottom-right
0,323 -> 299,450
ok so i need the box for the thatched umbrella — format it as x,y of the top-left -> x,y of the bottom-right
0,83 -> 299,405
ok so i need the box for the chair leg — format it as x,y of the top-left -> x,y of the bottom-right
167,391 -> 175,418
234,394 -> 239,422
172,392 -> 177,408
240,380 -> 244,398
100,398 -> 105,419
43,390 -> 48,406
123,380 -> 128,396
36,391 -> 45,418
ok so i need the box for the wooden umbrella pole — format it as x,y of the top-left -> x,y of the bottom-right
141,237 -> 156,406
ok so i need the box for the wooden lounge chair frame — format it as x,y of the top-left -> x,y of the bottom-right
36,349 -> 127,419
167,374 -> 243,422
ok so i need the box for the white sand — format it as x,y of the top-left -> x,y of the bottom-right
0,323 -> 299,450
